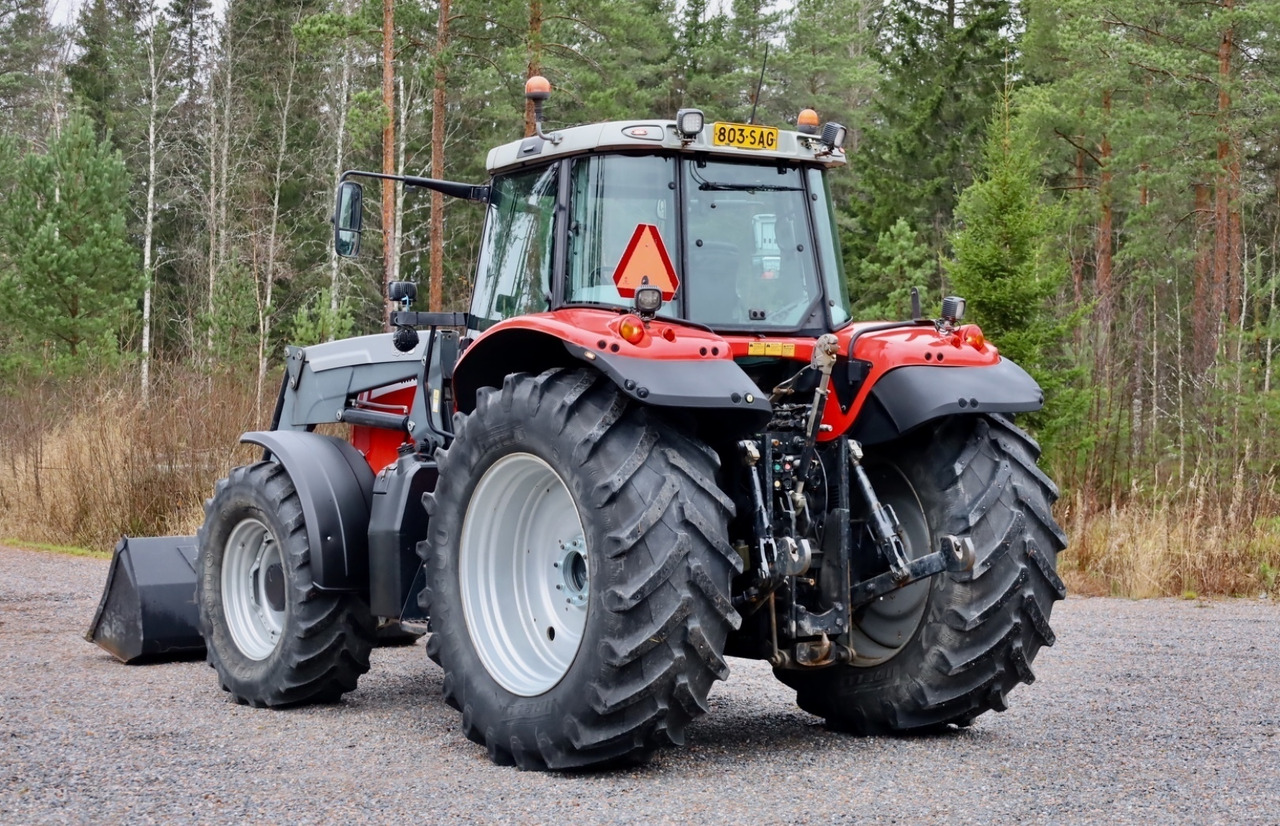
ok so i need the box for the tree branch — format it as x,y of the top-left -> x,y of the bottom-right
1054,129 -> 1104,167
1127,60 -> 1213,86
1101,10 -> 1219,60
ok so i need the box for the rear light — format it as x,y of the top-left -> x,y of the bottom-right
619,315 -> 646,344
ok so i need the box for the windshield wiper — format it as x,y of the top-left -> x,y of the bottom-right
697,181 -> 802,192
689,164 -> 801,193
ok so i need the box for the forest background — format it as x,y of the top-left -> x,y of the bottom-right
1,0 -> 1278,598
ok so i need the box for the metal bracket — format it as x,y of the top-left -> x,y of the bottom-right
285,346 -> 305,391
793,600 -> 846,637
793,633 -> 852,668
849,534 -> 975,607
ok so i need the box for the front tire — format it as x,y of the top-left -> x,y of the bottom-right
777,415 -> 1067,732
197,461 -> 376,707
422,369 -> 742,770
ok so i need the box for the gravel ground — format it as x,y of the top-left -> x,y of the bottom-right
2,545 -> 1278,825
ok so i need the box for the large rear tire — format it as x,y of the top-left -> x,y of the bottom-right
421,369 -> 742,770
777,415 -> 1066,732
197,461 -> 376,707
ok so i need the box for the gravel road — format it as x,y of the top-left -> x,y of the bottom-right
2,545 -> 1278,825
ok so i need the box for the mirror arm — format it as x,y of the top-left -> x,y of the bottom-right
340,169 -> 489,203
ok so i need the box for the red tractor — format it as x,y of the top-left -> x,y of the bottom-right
90,80 -> 1065,771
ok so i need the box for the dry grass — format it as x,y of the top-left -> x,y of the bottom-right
0,367 -> 265,551
2,366 -> 1276,597
1058,474 -> 1280,599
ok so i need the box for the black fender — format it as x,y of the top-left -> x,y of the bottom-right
581,346 -> 772,431
241,430 -> 374,592
849,360 -> 1045,445
452,327 -> 772,437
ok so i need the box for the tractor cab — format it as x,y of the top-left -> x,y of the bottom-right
469,90 -> 853,337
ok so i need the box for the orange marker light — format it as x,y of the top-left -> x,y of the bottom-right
525,75 -> 551,101
619,315 -> 646,345
797,108 -> 820,135
962,325 -> 986,350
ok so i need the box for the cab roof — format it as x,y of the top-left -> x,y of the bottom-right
485,119 -> 847,176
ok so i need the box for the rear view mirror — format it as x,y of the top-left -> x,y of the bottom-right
334,181 -> 363,257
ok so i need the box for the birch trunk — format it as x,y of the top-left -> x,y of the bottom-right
429,0 -> 449,311
328,0 -> 355,323
257,39 -> 298,412
141,14 -> 160,402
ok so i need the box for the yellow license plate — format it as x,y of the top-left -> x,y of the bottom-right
711,122 -> 779,151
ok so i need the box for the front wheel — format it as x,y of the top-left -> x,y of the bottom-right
777,415 -> 1067,732
197,461 -> 376,707
421,369 -> 742,770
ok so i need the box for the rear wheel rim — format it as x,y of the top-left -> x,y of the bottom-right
850,468 -> 932,667
459,452 -> 588,696
221,517 -> 286,661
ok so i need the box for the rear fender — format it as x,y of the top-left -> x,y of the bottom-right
848,360 -> 1045,445
453,323 -> 772,436
241,430 -> 374,592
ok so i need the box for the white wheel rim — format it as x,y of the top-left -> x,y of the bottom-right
221,517 -> 287,661
459,452 -> 588,696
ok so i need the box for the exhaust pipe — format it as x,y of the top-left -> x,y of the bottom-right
85,535 -> 207,663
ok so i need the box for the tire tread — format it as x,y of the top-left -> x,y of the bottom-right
421,369 -> 738,770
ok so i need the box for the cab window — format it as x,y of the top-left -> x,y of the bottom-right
682,159 -> 822,329
565,154 -> 677,313
470,164 -> 559,328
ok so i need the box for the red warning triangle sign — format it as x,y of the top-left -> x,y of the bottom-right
612,224 -> 680,300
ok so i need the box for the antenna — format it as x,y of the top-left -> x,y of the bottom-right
747,43 -> 769,125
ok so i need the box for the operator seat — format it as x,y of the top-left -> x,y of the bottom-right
686,241 -> 745,324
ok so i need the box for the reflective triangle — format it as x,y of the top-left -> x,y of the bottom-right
612,224 -> 680,300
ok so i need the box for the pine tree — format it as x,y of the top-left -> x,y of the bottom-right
772,0 -> 877,146
0,116 -> 140,365
0,0 -> 60,144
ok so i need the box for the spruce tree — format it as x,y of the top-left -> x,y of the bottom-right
853,218 -> 934,321
946,99 -> 1072,439
846,0 -> 1016,286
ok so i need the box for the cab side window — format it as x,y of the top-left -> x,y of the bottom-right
471,164 -> 559,327
566,155 -> 676,309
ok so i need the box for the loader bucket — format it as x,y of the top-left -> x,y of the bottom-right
85,535 -> 207,663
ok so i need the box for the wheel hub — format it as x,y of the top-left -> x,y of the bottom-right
262,563 -> 287,613
555,537 -> 589,608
